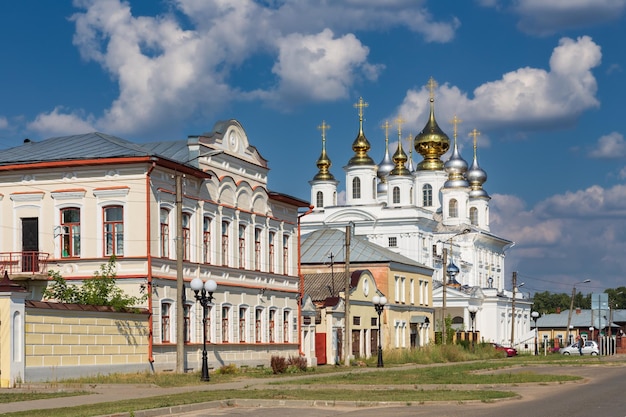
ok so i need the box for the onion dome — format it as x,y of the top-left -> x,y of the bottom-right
312,120 -> 336,181
467,129 -> 489,199
347,97 -> 375,166
443,115 -> 469,188
390,116 -> 411,176
415,77 -> 450,171
377,120 -> 395,181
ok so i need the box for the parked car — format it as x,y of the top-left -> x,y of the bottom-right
490,343 -> 518,357
560,340 -> 599,355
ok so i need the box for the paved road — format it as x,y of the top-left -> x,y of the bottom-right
169,364 -> 626,417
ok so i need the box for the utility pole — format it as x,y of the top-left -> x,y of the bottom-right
176,172 -> 185,373
344,224 -> 351,366
441,247 -> 448,345
510,271 -> 517,347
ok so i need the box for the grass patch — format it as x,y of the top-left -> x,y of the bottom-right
0,388 -> 517,417
0,391 -> 89,404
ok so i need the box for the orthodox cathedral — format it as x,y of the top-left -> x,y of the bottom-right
300,78 -> 531,346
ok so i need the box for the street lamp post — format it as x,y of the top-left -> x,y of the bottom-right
468,305 -> 478,349
565,279 -> 591,345
372,295 -> 387,368
190,277 -> 217,381
531,311 -> 540,356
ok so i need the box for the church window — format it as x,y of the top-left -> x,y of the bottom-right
389,236 -> 397,247
422,184 -> 432,207
470,207 -> 478,225
316,191 -> 323,208
449,199 -> 458,218
392,186 -> 400,204
352,177 -> 361,199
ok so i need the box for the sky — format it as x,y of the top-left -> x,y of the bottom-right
1,0 -> 625,297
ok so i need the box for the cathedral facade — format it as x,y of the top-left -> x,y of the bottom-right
301,78 -> 532,348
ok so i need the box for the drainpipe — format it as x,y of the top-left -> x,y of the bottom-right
146,162 -> 156,367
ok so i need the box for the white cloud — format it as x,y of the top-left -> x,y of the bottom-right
27,107 -> 96,136
268,29 -> 383,103
513,0 -> 626,36
394,36 -> 601,139
0,116 -> 7,129
589,132 -> 626,158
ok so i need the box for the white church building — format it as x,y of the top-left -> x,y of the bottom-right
300,78 -> 532,349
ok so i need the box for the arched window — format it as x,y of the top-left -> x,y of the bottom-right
254,228 -> 261,271
61,207 -> 80,257
470,207 -> 478,225
422,184 -> 432,207
161,301 -> 172,343
203,217 -> 211,264
352,177 -> 361,199
449,199 -> 458,218
282,234 -> 289,275
222,221 -> 229,266
392,186 -> 400,204
316,191 -> 323,208
182,213 -> 190,261
238,224 -> 246,269
160,208 -> 170,258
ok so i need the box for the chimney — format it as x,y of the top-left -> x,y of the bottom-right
556,307 -> 561,313
576,308 -> 581,315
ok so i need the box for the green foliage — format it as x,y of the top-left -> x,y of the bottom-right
43,256 -> 146,311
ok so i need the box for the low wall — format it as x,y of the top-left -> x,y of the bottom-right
24,301 -> 150,382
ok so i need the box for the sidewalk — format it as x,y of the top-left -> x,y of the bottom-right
3,357 -> 624,417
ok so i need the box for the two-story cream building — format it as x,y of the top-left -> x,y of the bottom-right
0,120 -> 310,382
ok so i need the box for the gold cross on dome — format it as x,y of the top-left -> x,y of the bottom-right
353,97 -> 369,120
317,120 -> 330,142
450,115 -> 462,139
381,120 -> 391,142
395,115 -> 405,138
427,77 -> 438,100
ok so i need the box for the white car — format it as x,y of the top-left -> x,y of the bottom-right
560,340 -> 599,355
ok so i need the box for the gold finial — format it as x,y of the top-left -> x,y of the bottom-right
395,115 -> 405,141
318,120 -> 330,144
470,128 -> 481,158
427,77 -> 438,101
450,115 -> 462,141
354,97 -> 369,119
381,120 -> 391,145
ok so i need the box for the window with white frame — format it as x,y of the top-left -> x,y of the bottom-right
255,308 -> 263,343
449,199 -> 458,218
268,231 -> 275,273
221,305 -> 230,342
392,186 -> 400,204
203,216 -> 211,264
184,304 -> 191,343
60,207 -> 80,258
316,191 -> 323,208
401,277 -> 406,303
160,208 -> 170,258
283,310 -> 290,343
352,177 -> 361,199
470,207 -> 478,225
422,184 -> 433,207
394,276 -> 400,303
221,221 -> 229,266
239,225 -> 246,269
269,309 -> 276,343
104,206 -> 124,256
410,278 -> 415,304
388,236 -> 397,247
161,301 -> 172,343
182,213 -> 191,261
239,306 -> 247,342
282,234 -> 289,275
254,228 -> 261,271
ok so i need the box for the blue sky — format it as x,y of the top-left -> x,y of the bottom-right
1,0 -> 625,296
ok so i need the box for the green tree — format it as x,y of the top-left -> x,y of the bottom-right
43,256 -> 146,311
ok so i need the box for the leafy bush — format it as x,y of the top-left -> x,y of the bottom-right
270,356 -> 288,374
43,256 -> 146,311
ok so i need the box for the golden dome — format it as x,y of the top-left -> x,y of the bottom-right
312,120 -> 336,181
348,97 -> 375,166
414,77 -> 450,171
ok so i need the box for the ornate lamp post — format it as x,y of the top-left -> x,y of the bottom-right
372,295 -> 387,368
190,277 -> 217,381
531,311 -> 540,356
467,305 -> 478,349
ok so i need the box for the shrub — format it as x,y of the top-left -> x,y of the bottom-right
216,363 -> 238,375
287,355 -> 308,372
270,356 -> 288,374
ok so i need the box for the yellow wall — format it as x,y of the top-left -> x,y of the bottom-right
24,308 -> 149,369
